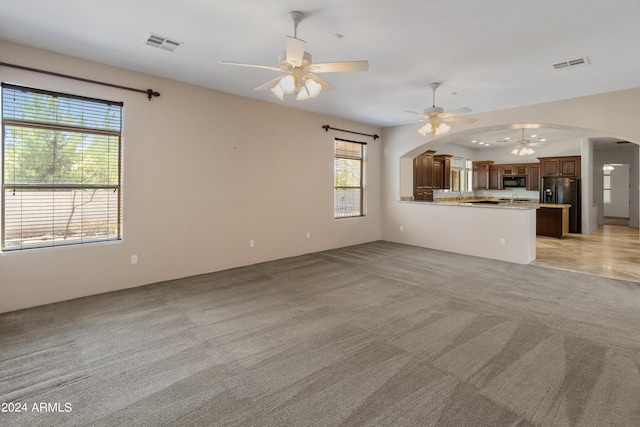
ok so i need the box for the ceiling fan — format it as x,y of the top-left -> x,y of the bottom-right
406,82 -> 478,136
219,11 -> 369,101
508,128 -> 548,155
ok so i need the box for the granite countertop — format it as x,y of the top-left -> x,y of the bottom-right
537,203 -> 572,208
401,198 -> 571,210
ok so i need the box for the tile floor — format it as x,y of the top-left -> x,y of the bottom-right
533,224 -> 640,283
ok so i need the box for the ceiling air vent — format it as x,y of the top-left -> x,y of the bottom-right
552,56 -> 590,70
144,33 -> 184,52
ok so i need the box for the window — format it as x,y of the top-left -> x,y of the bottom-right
465,159 -> 473,192
450,157 -> 467,193
603,165 -> 612,204
334,139 -> 365,218
2,83 -> 123,251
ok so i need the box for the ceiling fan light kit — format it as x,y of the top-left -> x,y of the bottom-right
408,82 -> 478,136
511,146 -> 535,156
220,11 -> 368,101
509,128 -> 544,156
418,121 -> 450,136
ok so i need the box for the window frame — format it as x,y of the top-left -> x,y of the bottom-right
1,83 -> 123,252
603,166 -> 612,205
334,138 -> 366,219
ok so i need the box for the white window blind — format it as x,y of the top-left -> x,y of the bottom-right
334,138 -> 366,218
1,83 -> 123,251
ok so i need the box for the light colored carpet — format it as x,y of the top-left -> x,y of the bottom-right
1,241 -> 640,426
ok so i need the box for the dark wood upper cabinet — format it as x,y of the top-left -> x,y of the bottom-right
538,156 -> 581,177
527,165 -> 540,190
433,158 -> 443,189
423,152 -> 435,188
501,164 -> 529,176
478,161 -> 541,191
413,150 -> 435,200
413,152 -> 454,200
561,158 -> 579,176
435,154 -> 452,190
541,159 -> 560,176
489,165 -> 501,189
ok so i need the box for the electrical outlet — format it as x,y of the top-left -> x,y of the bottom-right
249,240 -> 255,248
500,238 -> 506,246
306,232 -> 311,239
400,225 -> 404,231
131,255 -> 138,264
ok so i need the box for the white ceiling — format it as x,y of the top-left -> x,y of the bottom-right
1,0 -> 639,147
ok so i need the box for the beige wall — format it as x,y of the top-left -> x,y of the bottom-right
0,41 -> 382,313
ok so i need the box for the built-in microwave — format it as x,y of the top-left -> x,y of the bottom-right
503,176 -> 526,188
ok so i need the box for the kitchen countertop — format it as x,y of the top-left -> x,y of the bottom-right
401,198 -> 571,210
535,203 -> 572,208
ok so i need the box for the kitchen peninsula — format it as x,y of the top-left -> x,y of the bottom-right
405,152 -> 580,263
430,197 -> 572,238
396,199 -> 537,264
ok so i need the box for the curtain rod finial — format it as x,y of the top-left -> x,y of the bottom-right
147,89 -> 160,101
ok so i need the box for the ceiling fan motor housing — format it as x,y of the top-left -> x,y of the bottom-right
422,106 -> 444,116
279,51 -> 312,70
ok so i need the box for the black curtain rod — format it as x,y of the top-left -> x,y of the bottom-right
335,137 -> 367,145
322,125 -> 379,140
0,61 -> 160,101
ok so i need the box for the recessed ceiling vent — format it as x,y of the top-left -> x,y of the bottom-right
552,56 -> 590,70
144,33 -> 183,52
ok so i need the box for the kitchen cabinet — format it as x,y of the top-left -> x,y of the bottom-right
527,165 -> 540,190
435,154 -> 452,190
433,158 -> 443,189
413,150 -> 435,200
475,161 -> 541,191
489,165 -> 501,189
472,161 -> 494,190
561,158 -> 580,176
414,150 -> 453,200
423,152 -> 435,188
501,164 -> 529,176
537,205 -> 570,238
539,156 -> 581,177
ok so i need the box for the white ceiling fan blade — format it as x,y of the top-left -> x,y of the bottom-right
254,76 -> 285,91
405,110 -> 428,117
309,60 -> 369,73
306,73 -> 335,91
440,116 -> 478,123
220,61 -> 282,72
528,142 -> 549,146
441,107 -> 472,116
286,36 -> 305,66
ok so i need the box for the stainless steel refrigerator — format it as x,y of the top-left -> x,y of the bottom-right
541,177 -> 581,233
